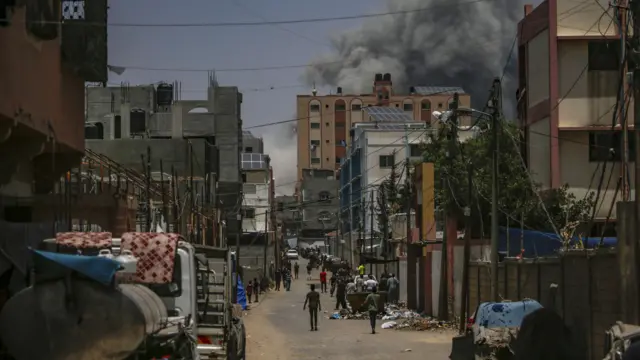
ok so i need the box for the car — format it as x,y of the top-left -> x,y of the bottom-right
286,249 -> 299,260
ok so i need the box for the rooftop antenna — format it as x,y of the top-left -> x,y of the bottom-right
311,82 -> 317,96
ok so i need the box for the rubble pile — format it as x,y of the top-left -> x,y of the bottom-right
380,304 -> 456,331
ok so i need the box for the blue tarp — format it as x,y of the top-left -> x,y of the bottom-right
475,300 -> 543,328
499,227 -> 617,258
237,277 -> 248,310
32,250 -> 121,285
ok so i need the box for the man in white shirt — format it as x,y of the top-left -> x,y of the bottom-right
355,274 -> 365,292
364,274 -> 378,292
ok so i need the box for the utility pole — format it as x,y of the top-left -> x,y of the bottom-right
490,78 -> 501,302
264,156 -> 271,275
189,142 -> 195,242
160,160 -> 168,231
405,160 -> 411,259
459,163 -> 473,333
359,195 -> 365,265
370,190 -> 374,274
631,0 -> 640,319
171,166 -> 179,233
381,185 -> 389,262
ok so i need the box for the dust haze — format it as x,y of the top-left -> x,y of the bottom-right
261,122 -> 297,195
303,0 -> 522,116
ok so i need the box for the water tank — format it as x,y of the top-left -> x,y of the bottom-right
130,109 -> 146,134
337,87 -> 342,94
383,73 -> 391,81
156,83 -> 174,106
374,73 -> 383,82
409,86 -> 416,94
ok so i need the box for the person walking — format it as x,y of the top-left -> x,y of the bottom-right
284,268 -> 292,291
253,278 -> 259,303
294,262 -> 300,279
335,278 -> 347,310
319,268 -> 328,293
303,284 -> 321,331
306,263 -> 312,280
275,268 -> 282,291
365,287 -> 381,334
245,280 -> 253,304
358,263 -> 365,276
387,273 -> 399,304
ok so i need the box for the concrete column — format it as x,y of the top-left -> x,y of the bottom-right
120,103 -> 131,139
171,103 -> 183,139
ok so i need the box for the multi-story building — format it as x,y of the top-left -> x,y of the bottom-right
275,195 -> 300,246
0,1 -> 107,222
85,77 -> 244,241
518,0 -> 624,233
339,122 -> 431,264
296,73 -> 470,177
299,169 -> 340,248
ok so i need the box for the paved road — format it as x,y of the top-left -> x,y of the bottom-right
244,260 -> 454,360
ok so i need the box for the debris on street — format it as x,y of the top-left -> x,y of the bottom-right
326,302 -> 455,331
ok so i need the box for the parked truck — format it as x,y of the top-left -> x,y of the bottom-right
0,232 -> 245,360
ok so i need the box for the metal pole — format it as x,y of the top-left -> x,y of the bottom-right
160,160 -> 167,232
189,143 -> 195,242
490,78 -> 501,302
264,156 -> 271,275
632,0 -> 640,320
405,159 -> 411,258
236,212 -> 241,271
146,146 -> 152,232
370,190 -> 374,274
459,163 -> 473,333
359,195 -> 365,265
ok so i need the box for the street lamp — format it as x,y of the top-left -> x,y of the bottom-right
433,101 -> 501,303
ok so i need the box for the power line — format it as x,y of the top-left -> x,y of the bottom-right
51,0 -> 490,28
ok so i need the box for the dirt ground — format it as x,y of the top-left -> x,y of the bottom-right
243,261 -> 455,360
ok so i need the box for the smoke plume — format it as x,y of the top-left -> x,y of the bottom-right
304,0 -> 522,116
261,122 -> 297,195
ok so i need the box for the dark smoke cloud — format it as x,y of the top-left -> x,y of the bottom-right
304,0 -> 523,117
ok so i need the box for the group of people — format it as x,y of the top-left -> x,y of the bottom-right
244,277 -> 261,304
274,263 -> 295,291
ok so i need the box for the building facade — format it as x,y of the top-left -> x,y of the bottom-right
0,1 -> 107,218
296,73 -> 470,177
518,0 -> 626,229
299,169 -> 339,247
85,77 -> 244,239
339,122 -> 431,262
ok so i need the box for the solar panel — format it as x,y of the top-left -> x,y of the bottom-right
413,86 -> 465,96
241,152 -> 267,169
364,106 -> 414,122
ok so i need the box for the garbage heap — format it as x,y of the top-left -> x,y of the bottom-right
380,304 -> 456,331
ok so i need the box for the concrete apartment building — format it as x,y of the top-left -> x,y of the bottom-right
275,195 -> 299,246
299,169 -> 340,247
240,131 -> 270,234
518,0 -> 628,233
296,73 -> 470,177
339,122 -> 430,264
85,76 -> 244,240
0,1 -> 107,220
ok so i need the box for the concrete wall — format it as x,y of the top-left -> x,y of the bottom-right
467,251 -> 620,360
86,138 -> 216,177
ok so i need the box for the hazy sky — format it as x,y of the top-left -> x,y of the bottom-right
108,0 -> 384,129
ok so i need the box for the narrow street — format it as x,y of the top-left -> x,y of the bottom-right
244,261 -> 454,360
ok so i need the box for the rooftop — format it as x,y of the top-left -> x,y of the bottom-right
411,86 -> 465,96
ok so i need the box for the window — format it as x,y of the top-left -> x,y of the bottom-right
243,184 -> 257,194
379,154 -> 395,168
421,101 -> 431,110
403,103 -> 413,111
277,202 -> 284,211
244,147 -> 253,152
588,40 -> 620,71
114,115 -> 122,139
351,104 -> 362,111
310,104 -> 320,112
335,103 -> 346,111
310,122 -> 320,129
335,157 -> 341,164
310,140 -> 320,146
589,131 -> 636,161
241,208 -> 256,218
438,103 -> 443,109
318,211 -> 332,221
319,191 -> 331,201
410,144 -> 422,157
241,173 -> 247,183
311,157 -> 321,164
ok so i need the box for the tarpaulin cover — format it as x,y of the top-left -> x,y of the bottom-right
475,300 -> 542,328
32,250 -> 121,285
237,277 -> 248,310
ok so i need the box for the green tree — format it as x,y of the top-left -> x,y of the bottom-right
421,121 -> 595,237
